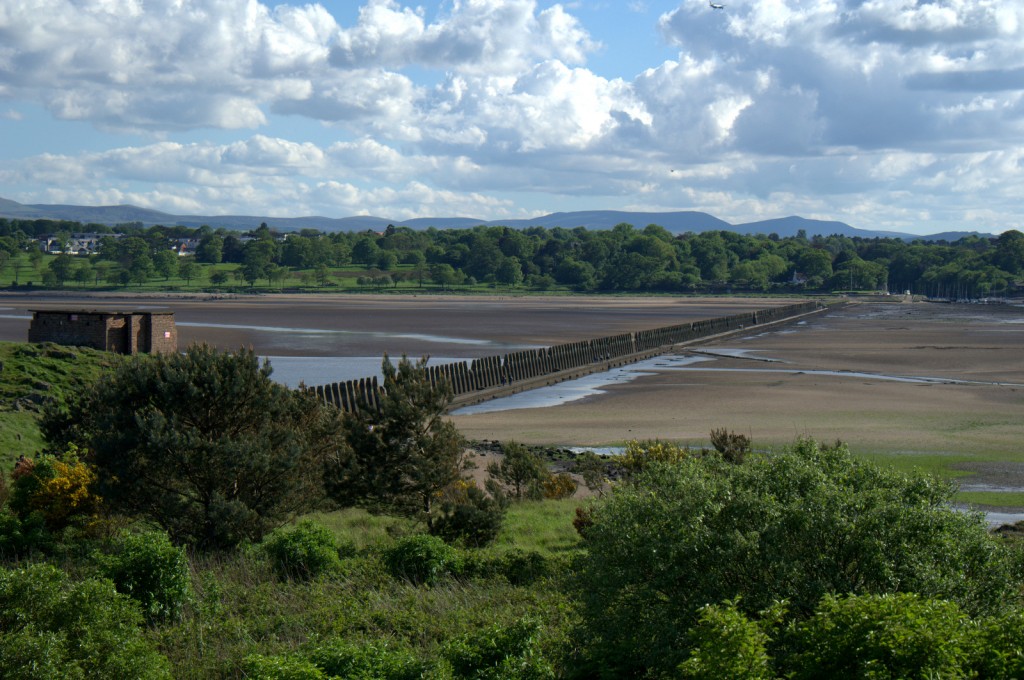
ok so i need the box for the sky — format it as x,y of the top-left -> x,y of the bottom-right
1,1 -> 1022,236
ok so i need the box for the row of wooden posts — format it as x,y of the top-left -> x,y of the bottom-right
309,300 -> 823,413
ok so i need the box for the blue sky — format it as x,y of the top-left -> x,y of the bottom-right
2,0 -> 1023,235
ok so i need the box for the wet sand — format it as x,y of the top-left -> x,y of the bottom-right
3,292 -> 1022,460
0,291 -> 793,358
3,291 -> 1023,505
450,301 -> 1024,462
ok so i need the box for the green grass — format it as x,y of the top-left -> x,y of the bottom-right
0,341 -> 119,463
955,492 -> 1024,508
492,498 -> 583,556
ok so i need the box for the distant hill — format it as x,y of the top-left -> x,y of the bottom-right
0,196 -> 995,241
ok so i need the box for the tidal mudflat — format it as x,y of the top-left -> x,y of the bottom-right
3,292 -> 1021,509
450,300 -> 1024,511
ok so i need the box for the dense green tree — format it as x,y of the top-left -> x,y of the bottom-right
41,345 -> 347,549
325,355 -> 466,530
495,256 -> 524,288
194,233 -> 223,266
177,259 -> 201,285
572,438 -> 1017,677
152,248 -> 179,281
47,253 -> 74,287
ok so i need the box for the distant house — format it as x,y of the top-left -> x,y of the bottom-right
171,237 -> 200,256
37,232 -> 116,256
28,310 -> 177,355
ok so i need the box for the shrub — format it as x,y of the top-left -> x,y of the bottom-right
572,437 -> 1017,676
383,533 -> 460,585
307,638 -> 428,679
540,472 -> 577,499
0,563 -> 171,678
619,439 -> 689,475
677,599 -> 777,680
431,482 -> 507,548
443,618 -> 555,679
242,654 -> 326,680
0,510 -> 51,558
98,529 -> 192,623
9,447 -> 103,533
970,609 -> 1024,678
494,549 -> 553,586
486,441 -> 548,500
785,593 -> 974,679
260,520 -> 348,580
709,427 -> 751,463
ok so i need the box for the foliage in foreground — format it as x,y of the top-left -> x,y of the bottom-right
571,437 -> 1018,676
40,344 -> 348,549
0,563 -> 172,679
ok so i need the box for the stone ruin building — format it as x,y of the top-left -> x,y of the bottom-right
28,310 -> 177,355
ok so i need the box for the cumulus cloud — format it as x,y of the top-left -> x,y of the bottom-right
2,0 -> 1024,232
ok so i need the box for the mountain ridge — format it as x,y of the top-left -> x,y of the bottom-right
0,196 -> 993,242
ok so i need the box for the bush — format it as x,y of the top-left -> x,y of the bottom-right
0,510 -> 51,558
8,447 -> 103,533
494,549 -> 553,586
619,439 -> 689,475
678,599 -> 776,680
383,534 -> 460,585
242,654 -> 327,680
969,609 -> 1024,678
785,593 -> 974,679
486,441 -> 548,500
0,563 -> 171,679
443,618 -> 555,679
97,529 -> 192,623
261,520 -> 349,580
572,437 -> 1018,676
540,472 -> 577,499
431,483 -> 507,548
307,638 -> 428,679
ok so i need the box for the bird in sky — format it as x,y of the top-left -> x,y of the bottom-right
710,1 -> 725,8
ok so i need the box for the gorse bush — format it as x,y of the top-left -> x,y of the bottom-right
383,533 -> 460,585
260,519 -> 350,580
619,438 -> 689,475
8,446 -> 103,533
97,529 -> 192,623
0,562 -> 171,679
540,472 -> 577,500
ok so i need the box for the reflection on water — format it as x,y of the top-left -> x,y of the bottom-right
180,321 -> 497,346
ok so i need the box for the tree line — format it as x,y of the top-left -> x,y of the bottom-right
1,216 -> 1023,295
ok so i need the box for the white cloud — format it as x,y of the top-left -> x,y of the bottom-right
2,0 -> 1024,233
